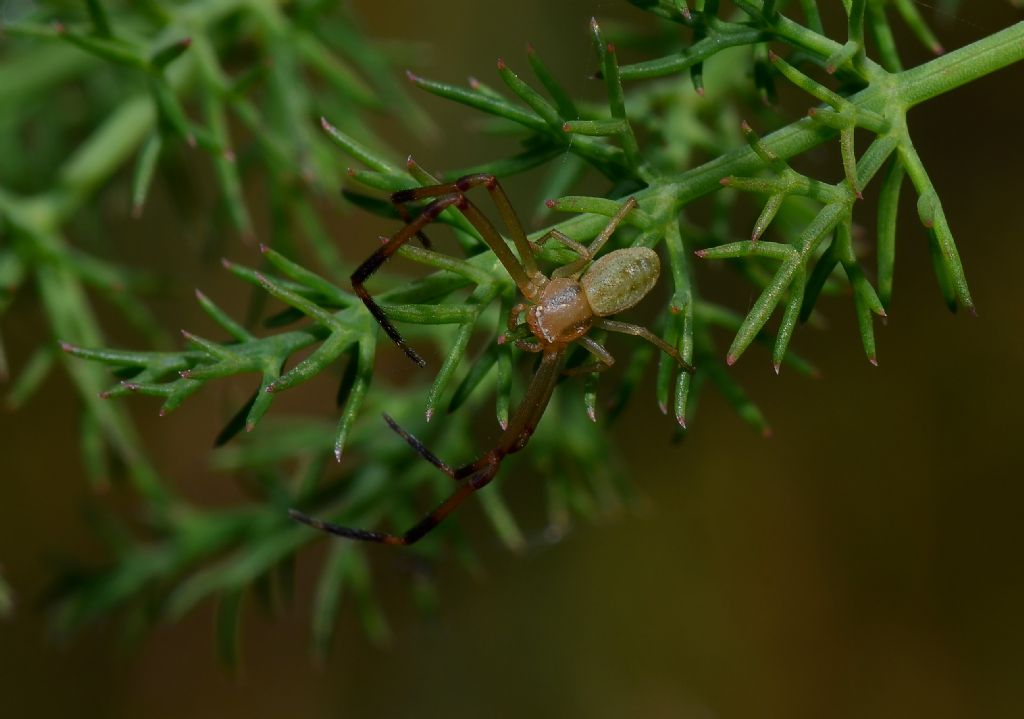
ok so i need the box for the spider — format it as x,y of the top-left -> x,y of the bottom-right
289,173 -> 693,546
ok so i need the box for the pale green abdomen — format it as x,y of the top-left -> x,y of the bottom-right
581,247 -> 660,317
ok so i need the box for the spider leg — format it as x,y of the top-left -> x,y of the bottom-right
593,318 -> 695,373
392,199 -> 433,249
515,338 -> 545,353
533,229 -> 592,279
290,350 -> 568,546
583,197 -> 639,261
289,483 -> 478,546
393,175 -> 544,298
352,194 -> 462,367
562,336 -> 615,376
382,413 -> 455,478
507,302 -> 530,333
503,304 -> 549,354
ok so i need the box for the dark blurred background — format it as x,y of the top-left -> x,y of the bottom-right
2,1 -> 1024,717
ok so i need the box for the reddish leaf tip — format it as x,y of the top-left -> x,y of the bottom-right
587,407 -> 597,423
561,122 -> 572,133
677,416 -> 687,429
768,50 -> 779,63
868,356 -> 879,367
720,177 -> 732,186
696,87 -> 705,97
425,408 -> 434,422
740,119 -> 752,133
405,69 -> 418,83
726,354 -> 737,366
58,341 -> 73,352
657,402 -> 668,415
694,249 -> 707,258
773,362 -> 781,375
933,43 -> 945,56
245,422 -> 255,433
496,57 -> 506,70
762,427 -> 774,439
606,42 -> 615,54
545,199 -> 555,208
158,408 -> 167,417
319,116 -> 331,131
526,43 -> 535,55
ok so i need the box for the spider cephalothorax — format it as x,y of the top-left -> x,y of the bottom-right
290,174 -> 692,546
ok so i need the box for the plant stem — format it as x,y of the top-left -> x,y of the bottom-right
899,21 -> 1024,107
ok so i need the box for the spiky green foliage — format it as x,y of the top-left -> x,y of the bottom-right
0,0 -> 425,497
5,1 -> 1024,660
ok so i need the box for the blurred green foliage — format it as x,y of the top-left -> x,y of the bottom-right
1,0 -> 1022,662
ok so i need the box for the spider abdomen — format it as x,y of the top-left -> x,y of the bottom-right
582,247 -> 660,317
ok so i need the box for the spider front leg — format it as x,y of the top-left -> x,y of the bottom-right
532,229 -> 592,279
393,175 -> 546,298
351,194 -> 463,367
391,199 -> 433,250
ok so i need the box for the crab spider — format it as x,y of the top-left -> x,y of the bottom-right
290,174 -> 693,545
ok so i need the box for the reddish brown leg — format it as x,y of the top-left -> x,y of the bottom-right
392,200 -> 433,249
351,194 -> 462,367
381,413 -> 455,478
290,350 -> 568,545
393,174 -> 541,283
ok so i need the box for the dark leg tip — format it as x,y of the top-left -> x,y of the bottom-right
391,188 -> 417,204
